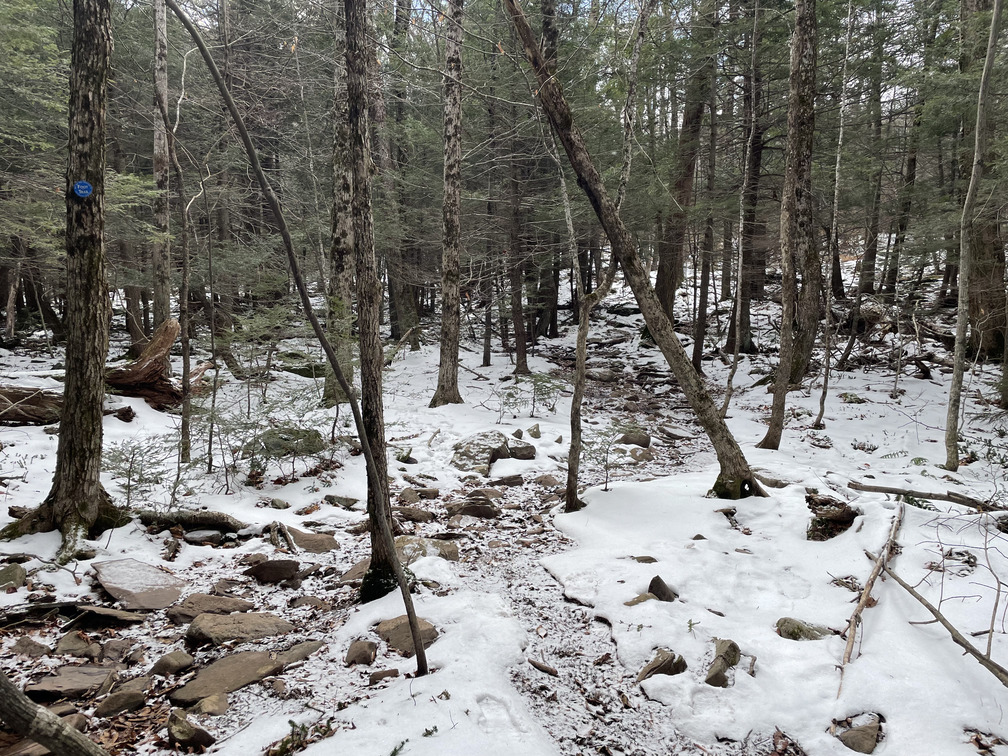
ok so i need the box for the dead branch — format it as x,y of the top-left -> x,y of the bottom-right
848,480 -> 996,511
883,563 -> 1008,688
528,657 -> 559,677
0,387 -> 62,425
105,318 -> 183,410
383,326 -> 422,367
136,509 -> 248,533
837,502 -> 904,695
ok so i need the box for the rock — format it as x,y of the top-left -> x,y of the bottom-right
55,632 -> 101,661
345,640 -> 378,666
288,527 -> 339,554
24,665 -> 118,702
74,605 -> 147,626
170,652 -> 285,706
186,612 -> 295,646
624,592 -> 657,607
167,709 -> 216,751
289,596 -> 330,610
489,474 -> 524,487
398,488 -> 421,504
395,535 -> 460,562
618,430 -> 651,448
534,474 -> 560,487
167,593 -> 256,624
151,650 -> 195,677
838,715 -> 881,753
658,424 -> 695,441
632,555 -> 658,564
94,688 -> 146,718
512,429 -> 523,439
340,558 -> 370,585
776,617 -> 832,641
369,668 -> 399,686
102,639 -> 133,663
115,675 -> 151,695
269,498 -> 290,510
0,563 -> 27,590
629,447 -> 654,463
243,427 -> 326,459
183,529 -> 223,545
376,615 -> 438,657
527,423 -> 541,439
2,711 -> 87,756
469,488 -> 503,500
446,501 -> 501,519
416,488 -> 439,499
277,640 -> 325,666
92,558 -> 186,610
806,493 -> 862,541
324,494 -> 358,510
647,576 -> 678,603
192,693 -> 229,715
585,367 -> 617,382
12,637 -> 51,658
704,638 -> 741,687
243,559 -> 300,584
692,534 -> 707,540
393,506 -> 435,523
450,431 -> 512,475
507,437 -> 536,460
636,649 -> 688,682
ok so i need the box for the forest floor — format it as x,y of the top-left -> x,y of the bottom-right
2,281 -> 1008,756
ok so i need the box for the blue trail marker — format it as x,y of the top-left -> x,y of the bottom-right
72,180 -> 93,198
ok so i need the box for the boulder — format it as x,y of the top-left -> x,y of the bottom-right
186,612 -> 295,646
167,709 -> 216,751
340,558 -> 370,585
101,639 -> 133,663
92,558 -> 186,610
585,367 -> 617,382
0,563 -> 27,590
704,638 -> 741,687
151,650 -> 195,677
369,668 -> 399,686
527,423 -> 541,439
345,640 -> 378,666
647,575 -> 678,603
167,593 -> 256,625
450,431 -> 511,475
183,529 -> 223,545
393,506 -> 435,523
324,494 -> 358,510
776,617 -> 832,641
94,688 -> 146,718
507,437 -> 536,460
618,430 -> 651,448
192,693 -> 229,716
395,536 -> 460,562
636,649 -> 688,682
243,559 -> 300,584
398,488 -> 421,504
376,615 -> 438,657
55,632 -> 101,661
243,427 -> 325,459
288,527 -> 339,554
446,501 -> 501,519
24,666 -> 118,702
277,640 -> 325,666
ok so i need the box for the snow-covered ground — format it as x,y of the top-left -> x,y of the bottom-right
2,285 -> 1008,756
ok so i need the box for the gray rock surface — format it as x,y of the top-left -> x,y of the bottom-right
167,593 -> 256,624
151,650 -> 195,677
55,631 -> 101,661
776,617 -> 832,641
24,665 -> 118,702
94,688 -> 146,718
92,558 -> 186,610
12,637 -> 51,658
507,437 -> 536,460
393,506 -> 435,523
186,612 -> 295,646
288,527 -> 339,554
647,575 -> 678,603
450,431 -> 511,475
170,652 -> 284,705
838,716 -> 881,753
636,649 -> 688,682
0,563 -> 27,590
167,709 -> 216,750
618,430 -> 651,448
704,638 -> 741,687
243,559 -> 300,584
447,501 -> 501,519
376,615 -> 438,657
345,640 -> 378,666
369,668 -> 399,685
395,535 -> 460,562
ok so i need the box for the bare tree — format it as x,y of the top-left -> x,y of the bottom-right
152,0 -> 171,329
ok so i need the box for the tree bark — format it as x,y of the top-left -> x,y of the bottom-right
152,0 -> 171,329
430,0 -> 465,408
504,0 -> 763,498
509,152 -> 530,375
758,0 -> 818,450
0,671 -> 109,756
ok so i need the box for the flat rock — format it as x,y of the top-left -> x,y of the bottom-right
186,612 -> 295,646
55,632 -> 101,661
151,650 -> 195,677
2,712 -> 86,756
450,431 -> 511,475
446,501 -> 501,519
776,617 -> 832,641
534,474 -> 560,487
243,427 -> 325,459
289,596 -> 330,610
369,668 -> 399,685
183,529 -> 223,545
345,639 -> 378,666
170,652 -> 284,705
94,688 -> 146,718
489,474 -> 524,487
74,605 -> 147,625
243,559 -> 300,584
92,559 -> 185,610
288,527 -> 339,554
624,592 -> 657,607
167,708 -> 216,751
585,367 -> 617,382
636,649 -> 688,682
647,575 -> 678,603
376,615 -> 438,657
393,506 -> 435,523
618,430 -> 651,448
167,593 -> 256,625
192,692 -> 229,715
0,563 -> 27,590
324,494 -> 358,510
12,637 -> 51,658
469,487 -> 503,500
395,536 -> 459,562
277,640 -> 325,666
507,437 -> 536,460
24,665 -> 118,702
101,639 -> 132,662
658,424 -> 695,441
340,558 -> 370,584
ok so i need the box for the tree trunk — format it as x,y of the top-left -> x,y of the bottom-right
504,0 -> 764,498
25,0 -> 117,563
430,0 -> 465,408
509,152 -> 530,375
693,88 -> 716,372
759,0 -> 818,450
152,0 -> 171,329
946,0 -> 1003,469
857,2 -> 884,295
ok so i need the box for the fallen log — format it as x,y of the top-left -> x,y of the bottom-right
847,479 -> 997,511
136,508 -> 249,534
0,387 -> 62,425
105,318 -> 183,410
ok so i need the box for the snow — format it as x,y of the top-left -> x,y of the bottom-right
2,284 -> 1008,756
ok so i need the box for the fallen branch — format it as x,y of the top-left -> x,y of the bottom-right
883,563 -> 1008,688
136,509 -> 249,534
848,480 -> 996,511
383,326 -> 422,367
105,318 -> 183,410
837,502 -> 904,695
0,387 -> 63,425
527,657 -> 559,677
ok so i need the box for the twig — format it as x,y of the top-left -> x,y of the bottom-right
837,502 -> 904,696
528,657 -> 558,677
883,562 -> 1008,688
848,480 -> 996,511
